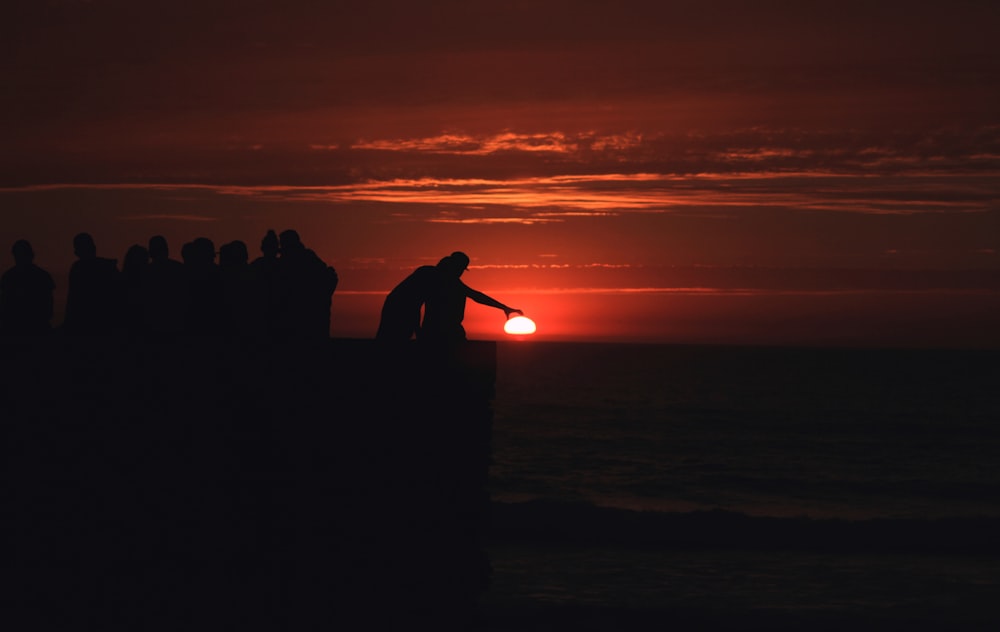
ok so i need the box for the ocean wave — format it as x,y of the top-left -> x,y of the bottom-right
486,499 -> 1000,554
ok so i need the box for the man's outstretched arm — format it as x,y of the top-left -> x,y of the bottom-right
464,284 -> 522,318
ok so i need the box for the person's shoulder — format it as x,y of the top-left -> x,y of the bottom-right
31,264 -> 55,283
306,248 -> 328,266
249,256 -> 272,270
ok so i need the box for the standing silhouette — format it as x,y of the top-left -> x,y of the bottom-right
183,237 -> 224,335
64,233 -> 121,335
219,240 -> 255,336
249,230 -> 281,338
275,230 -> 338,340
0,239 -> 56,335
144,235 -> 189,336
379,252 -> 521,344
420,252 -> 521,343
121,244 -> 150,335
375,261 -> 442,342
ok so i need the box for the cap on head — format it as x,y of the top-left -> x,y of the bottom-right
449,251 -> 470,271
436,251 -> 470,277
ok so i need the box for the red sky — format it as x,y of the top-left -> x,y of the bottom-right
3,0 -> 998,346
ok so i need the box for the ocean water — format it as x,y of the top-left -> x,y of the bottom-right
481,341 -> 1000,625
490,341 -> 1000,520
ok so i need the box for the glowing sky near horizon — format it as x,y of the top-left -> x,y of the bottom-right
2,0 -> 998,346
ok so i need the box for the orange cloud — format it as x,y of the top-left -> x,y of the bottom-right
119,213 -> 219,222
347,130 -> 638,155
5,168 -> 996,221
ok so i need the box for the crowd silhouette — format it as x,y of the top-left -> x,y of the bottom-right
0,230 -> 338,340
2,236 -> 525,345
2,236 -> 502,629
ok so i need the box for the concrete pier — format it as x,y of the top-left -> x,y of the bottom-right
1,336 -> 496,629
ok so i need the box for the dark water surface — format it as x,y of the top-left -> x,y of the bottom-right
482,342 -> 1000,627
490,341 -> 1000,519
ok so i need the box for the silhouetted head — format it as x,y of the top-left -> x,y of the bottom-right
148,235 -> 169,261
12,239 -> 34,266
450,251 -> 470,271
123,244 -> 149,272
261,230 -> 279,258
279,229 -> 303,253
438,251 -> 469,278
219,240 -> 249,267
192,237 -> 216,265
181,241 -> 195,265
73,233 -> 97,260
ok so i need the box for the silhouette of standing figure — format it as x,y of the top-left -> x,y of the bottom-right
184,237 -> 224,335
275,229 -> 338,339
249,230 -> 281,337
144,235 -> 189,336
121,244 -> 149,335
219,240 -> 255,336
64,232 -> 121,335
418,252 -> 521,344
0,239 -> 56,335
375,261 -> 442,342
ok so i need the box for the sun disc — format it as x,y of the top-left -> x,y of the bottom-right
504,315 -> 536,335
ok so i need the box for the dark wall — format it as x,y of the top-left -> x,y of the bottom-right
1,337 -> 496,630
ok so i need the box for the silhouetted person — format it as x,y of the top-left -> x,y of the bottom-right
219,240 -> 255,336
121,244 -> 149,335
0,239 -> 56,335
249,230 -> 281,337
419,252 -> 521,344
181,240 -> 196,266
275,229 -> 338,339
375,262 -> 441,342
64,232 -> 121,335
184,237 -> 224,335
144,235 -> 189,336
219,240 -> 249,268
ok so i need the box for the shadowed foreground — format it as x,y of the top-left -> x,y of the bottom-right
1,337 -> 495,630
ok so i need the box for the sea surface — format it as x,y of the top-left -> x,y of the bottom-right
480,341 -> 1000,627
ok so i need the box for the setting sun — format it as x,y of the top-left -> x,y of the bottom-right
504,315 -> 537,336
